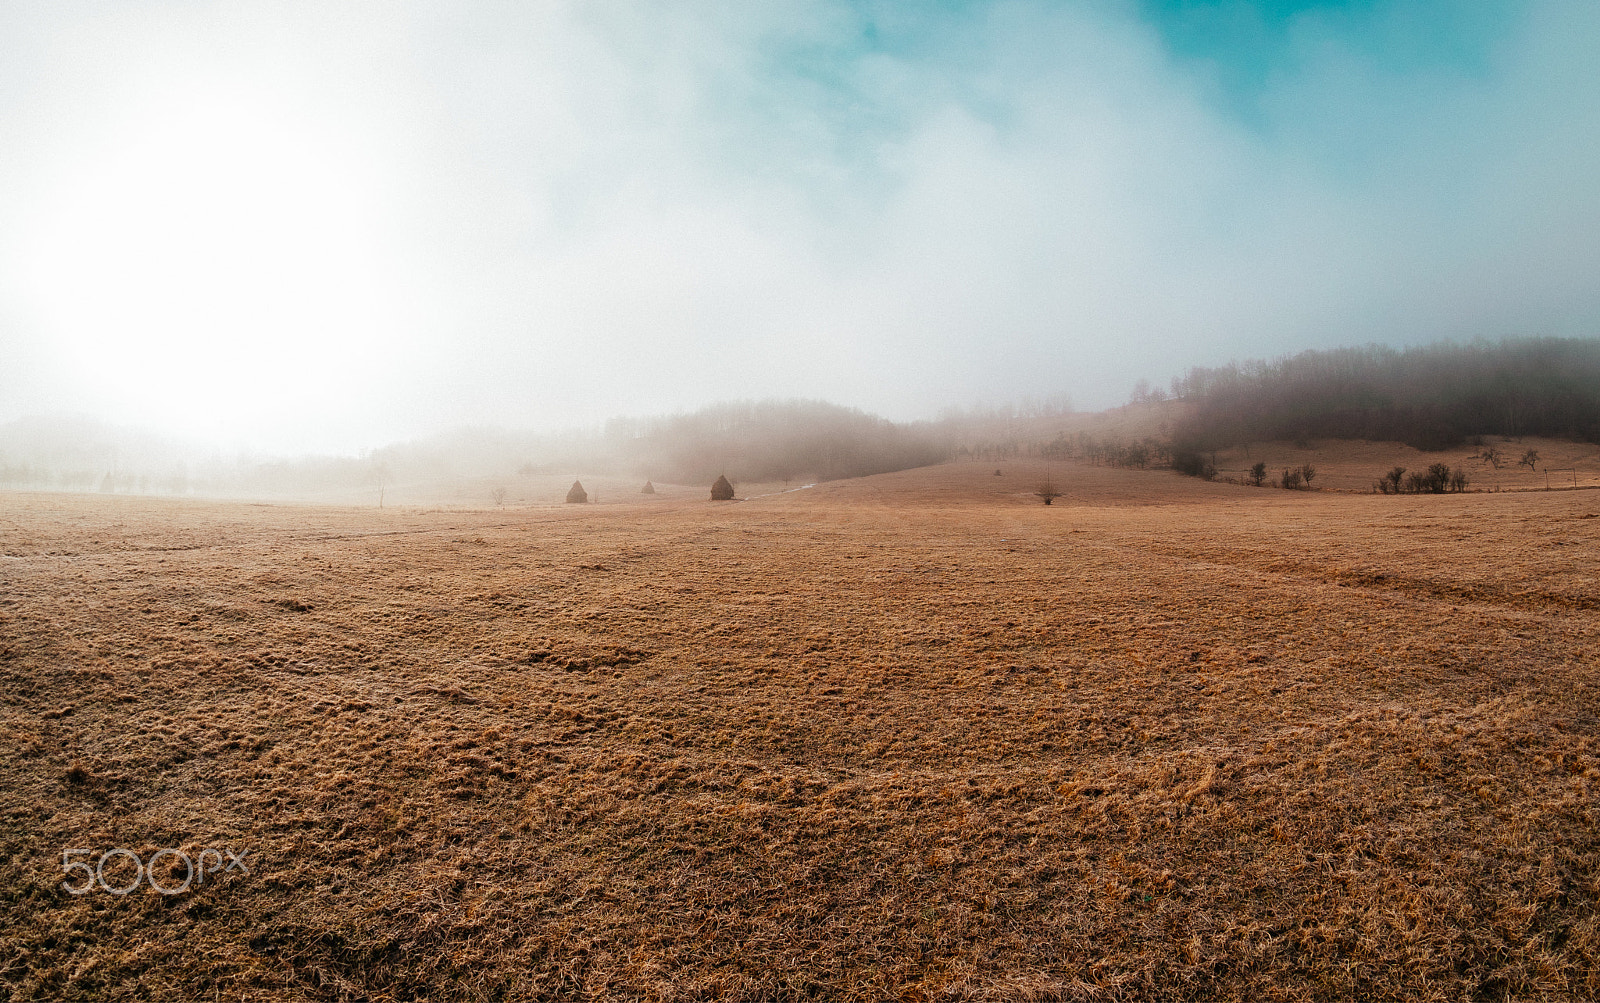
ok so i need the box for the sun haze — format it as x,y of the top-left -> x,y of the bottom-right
2,1 -> 1598,452
4,6 -> 1600,998
23,86 -> 400,444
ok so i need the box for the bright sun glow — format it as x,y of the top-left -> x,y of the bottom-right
25,90 -> 399,445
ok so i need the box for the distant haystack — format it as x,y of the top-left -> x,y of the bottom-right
566,480 -> 588,504
641,481 -> 655,494
710,474 -> 735,501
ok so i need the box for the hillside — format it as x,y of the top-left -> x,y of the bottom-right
1164,338 -> 1600,454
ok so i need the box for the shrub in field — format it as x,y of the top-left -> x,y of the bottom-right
1172,450 -> 1217,480
1377,466 -> 1406,494
1393,464 -> 1454,494
1280,468 -> 1303,490
1249,461 -> 1267,486
1426,462 -> 1453,493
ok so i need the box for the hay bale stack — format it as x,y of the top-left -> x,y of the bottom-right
565,480 -> 588,504
641,481 -> 655,494
710,474 -> 735,501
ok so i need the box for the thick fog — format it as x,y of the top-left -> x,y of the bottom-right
2,1 -> 1598,454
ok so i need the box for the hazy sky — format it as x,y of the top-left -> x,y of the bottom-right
2,1 -> 1597,453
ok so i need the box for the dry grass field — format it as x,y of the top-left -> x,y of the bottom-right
1202,437 -> 1600,494
3,452 -> 1599,1001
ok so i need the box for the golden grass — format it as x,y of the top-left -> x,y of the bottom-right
1204,435 -> 1600,493
2,454 -> 1598,1000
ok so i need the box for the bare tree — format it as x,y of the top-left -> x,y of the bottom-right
1298,463 -> 1316,489
491,487 -> 506,509
1249,461 -> 1267,487
1425,462 -> 1453,493
1035,481 -> 1062,505
368,461 -> 392,508
1519,448 -> 1540,470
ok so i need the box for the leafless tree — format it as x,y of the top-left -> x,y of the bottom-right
369,461 -> 392,508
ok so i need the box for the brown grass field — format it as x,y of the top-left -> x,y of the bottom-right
3,446 -> 1599,1001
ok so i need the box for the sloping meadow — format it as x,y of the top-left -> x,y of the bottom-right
2,461 -> 1597,1000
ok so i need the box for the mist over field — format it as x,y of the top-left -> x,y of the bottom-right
7,336 -> 1598,506
0,400 -> 959,502
2,1 -> 1599,452
6,4 -> 1600,1001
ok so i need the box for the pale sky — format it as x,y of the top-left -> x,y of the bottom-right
1,1 -> 1597,453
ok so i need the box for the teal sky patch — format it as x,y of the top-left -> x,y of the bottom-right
1138,0 -> 1515,120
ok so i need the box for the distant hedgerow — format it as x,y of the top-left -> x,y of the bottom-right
1376,463 -> 1466,494
1172,450 -> 1216,480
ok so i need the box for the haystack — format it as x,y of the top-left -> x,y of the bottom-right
710,474 -> 735,501
641,481 -> 655,494
565,479 -> 588,503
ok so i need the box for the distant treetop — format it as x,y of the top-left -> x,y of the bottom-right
1160,338 -> 1600,451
